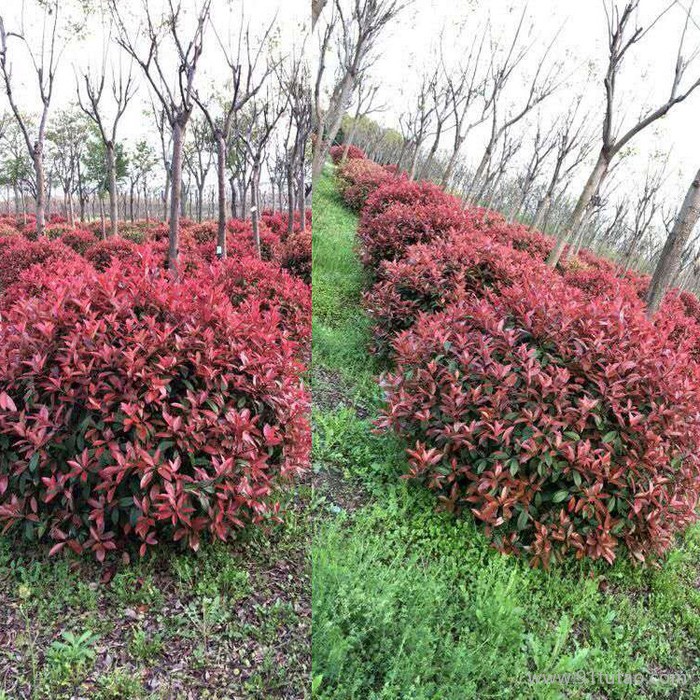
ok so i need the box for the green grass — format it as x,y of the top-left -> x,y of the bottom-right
311,168 -> 700,700
0,487 -> 311,699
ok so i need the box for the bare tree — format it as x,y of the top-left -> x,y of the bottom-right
183,114 -> 214,222
110,0 -> 210,275
440,26 -> 490,187
466,32 -> 562,201
280,50 -> 313,234
510,115 -> 558,220
548,0 -> 700,267
399,73 -> 436,180
416,63 -> 449,179
531,101 -> 594,230
313,0 -> 329,29
646,166 -> 700,314
77,49 -> 136,237
0,0 -> 61,237
617,159 -> 667,271
473,126 -> 521,207
312,0 -> 407,182
194,13 -> 276,259
238,90 -> 286,256
341,77 -> 381,161
47,108 -> 88,226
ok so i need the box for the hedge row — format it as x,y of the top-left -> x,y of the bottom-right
338,151 -> 700,567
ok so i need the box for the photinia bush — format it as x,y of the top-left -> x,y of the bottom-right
60,229 -> 100,256
330,144 -> 366,164
378,279 -> 700,568
84,237 -> 143,272
0,238 -> 81,292
207,255 -> 311,349
261,209 -> 312,236
365,230 -> 552,355
336,158 -> 395,211
358,179 -> 468,267
275,228 -> 312,284
0,263 -> 310,560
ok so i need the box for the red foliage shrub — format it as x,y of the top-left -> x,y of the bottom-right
0,222 -> 22,239
276,228 -> 312,284
330,144 -> 366,164
45,223 -> 76,240
60,229 -> 99,256
358,179 -> 467,266
208,256 -> 311,348
261,210 -> 312,236
0,238 -> 80,292
337,158 -> 395,210
223,218 -> 279,260
0,263 -> 310,559
679,290 -> 700,323
365,231 -> 552,354
379,279 -> 700,567
85,237 -> 143,272
491,222 -> 556,260
191,222 -> 218,244
0,257 -> 93,311
563,265 -> 645,309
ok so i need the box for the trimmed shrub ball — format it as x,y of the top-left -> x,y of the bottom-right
0,262 -> 310,560
378,278 -> 700,568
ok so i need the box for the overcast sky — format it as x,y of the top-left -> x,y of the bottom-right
363,0 -> 700,206
0,0 -> 308,169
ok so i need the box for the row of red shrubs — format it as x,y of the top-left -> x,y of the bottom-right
336,151 -> 700,568
0,212 -> 311,560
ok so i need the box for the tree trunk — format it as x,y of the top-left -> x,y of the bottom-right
229,177 -> 237,218
215,133 -> 227,259
240,181 -> 248,219
408,145 -> 420,181
67,187 -> 75,227
646,167 -> 700,315
419,123 -> 444,180
169,120 -> 184,275
312,74 -> 354,182
106,142 -> 118,237
163,171 -> 171,222
299,169 -> 306,232
33,146 -> 46,237
287,163 -> 295,236
98,195 -> 106,239
341,123 -> 358,162
532,192 -> 552,230
468,142 -> 496,202
251,158 -> 261,258
547,150 -> 610,267
441,137 -> 464,188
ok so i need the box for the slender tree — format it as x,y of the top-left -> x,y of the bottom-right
0,0 -> 61,237
646,167 -> 700,315
77,50 -> 136,237
312,0 -> 407,182
548,0 -> 700,267
194,12 -> 276,259
110,0 -> 211,274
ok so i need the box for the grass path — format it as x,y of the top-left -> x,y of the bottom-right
0,496 -> 310,699
311,168 -> 700,700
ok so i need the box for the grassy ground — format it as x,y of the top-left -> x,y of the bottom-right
311,168 -> 700,700
0,486 -> 310,699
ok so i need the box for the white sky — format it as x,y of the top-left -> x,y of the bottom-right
358,0 -> 700,205
0,0 -> 309,183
